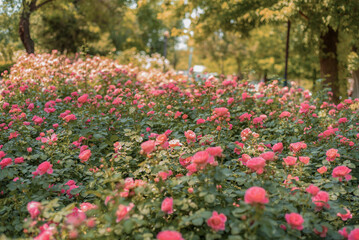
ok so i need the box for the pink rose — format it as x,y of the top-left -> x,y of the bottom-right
305,184 -> 320,196
337,208 -> 352,221
312,191 -> 330,210
0,151 -> 6,159
326,148 -> 340,162
27,201 -> 42,219
80,202 -> 98,212
272,142 -> 283,153
239,154 -> 251,165
32,116 -> 44,125
289,142 -> 307,153
349,228 -> 359,240
314,226 -> 328,238
339,227 -> 349,238
299,156 -> 310,164
260,151 -> 275,161
207,211 -> 227,231
34,230 -> 53,240
116,203 -> 134,222
78,94 -> 88,104
184,130 -> 196,142
63,114 -> 77,122
285,213 -> 304,230
14,157 -> 24,164
244,186 -> 269,205
0,158 -> 12,169
33,161 -> 53,175
206,146 -> 223,157
283,156 -> 297,166
196,118 -> 206,124
213,107 -> 229,117
192,151 -> 210,167
157,230 -> 184,240
246,157 -> 266,174
317,166 -> 327,174
79,149 -> 92,163
186,163 -> 198,175
141,140 -> 156,154
279,111 -> 291,118
161,197 -> 173,214
66,208 -> 87,227
332,166 -> 352,181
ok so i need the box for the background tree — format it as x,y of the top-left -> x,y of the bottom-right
188,0 -> 359,101
0,1 -> 21,62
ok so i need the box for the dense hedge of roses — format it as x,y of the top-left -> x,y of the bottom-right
0,52 -> 359,239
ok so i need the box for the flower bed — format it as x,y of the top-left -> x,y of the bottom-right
0,52 -> 358,239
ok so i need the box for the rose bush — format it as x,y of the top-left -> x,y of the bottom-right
0,52 -> 358,239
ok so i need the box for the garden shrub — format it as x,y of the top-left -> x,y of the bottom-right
0,52 -> 358,239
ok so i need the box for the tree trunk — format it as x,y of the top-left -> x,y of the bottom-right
263,70 -> 268,83
352,69 -> 359,99
236,57 -> 242,80
220,56 -> 225,75
284,20 -> 291,86
19,10 -> 34,54
319,26 -> 339,103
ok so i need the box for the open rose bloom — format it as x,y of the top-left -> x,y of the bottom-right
244,186 -> 269,205
161,197 -> 173,214
33,161 -> 53,176
116,203 -> 134,223
27,201 -> 42,219
332,166 -> 352,181
285,213 -> 304,230
207,211 -> 227,231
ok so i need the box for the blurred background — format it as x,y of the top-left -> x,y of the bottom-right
1,0 -> 359,100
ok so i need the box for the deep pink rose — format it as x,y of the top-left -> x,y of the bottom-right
207,211 -> 227,231
161,197 -> 173,214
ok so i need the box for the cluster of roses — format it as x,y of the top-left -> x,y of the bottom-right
140,131 -> 173,156
181,147 -> 223,175
27,201 -> 97,239
0,149 -> 25,170
153,185 -> 359,239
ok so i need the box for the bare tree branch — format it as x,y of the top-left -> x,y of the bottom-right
299,10 -> 309,20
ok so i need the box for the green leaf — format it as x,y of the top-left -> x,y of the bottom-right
123,219 -> 134,234
204,194 -> 215,203
192,218 -> 203,226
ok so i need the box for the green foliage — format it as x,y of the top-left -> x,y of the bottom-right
33,2 -> 100,54
0,62 -> 14,74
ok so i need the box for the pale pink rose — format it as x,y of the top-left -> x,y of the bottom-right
116,203 -> 134,222
27,201 -> 42,219
141,140 -> 156,154
244,186 -> 269,205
